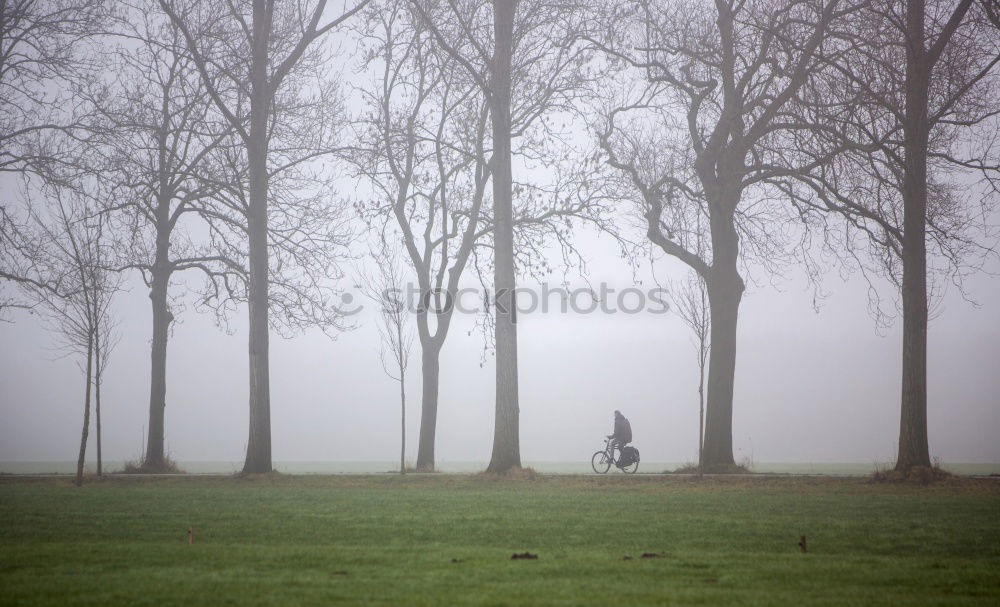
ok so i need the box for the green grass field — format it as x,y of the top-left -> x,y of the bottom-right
1,474 -> 998,605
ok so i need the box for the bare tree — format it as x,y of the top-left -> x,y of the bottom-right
408,0 -> 598,472
20,187 -> 120,486
669,268 -> 710,473
354,2 -> 491,470
76,6 -> 240,472
788,0 -> 1000,472
358,0 -> 606,470
588,0 -> 851,469
486,0 -> 519,474
360,246 -> 413,475
158,0 -> 368,473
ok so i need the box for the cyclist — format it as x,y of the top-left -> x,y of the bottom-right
606,410 -> 632,458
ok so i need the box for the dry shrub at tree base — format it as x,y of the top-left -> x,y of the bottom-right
235,471 -> 287,482
702,463 -> 753,475
668,464 -> 701,474
120,456 -> 185,475
668,463 -> 753,475
479,466 -> 539,481
871,463 -> 953,485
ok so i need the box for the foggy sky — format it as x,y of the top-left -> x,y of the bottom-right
2,223 -> 998,467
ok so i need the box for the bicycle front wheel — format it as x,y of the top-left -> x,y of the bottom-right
591,451 -> 611,474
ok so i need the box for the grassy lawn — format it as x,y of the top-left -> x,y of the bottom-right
1,474 -> 998,606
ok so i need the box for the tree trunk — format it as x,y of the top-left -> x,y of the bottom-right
75,333 -> 94,486
398,317 -> 407,475
701,216 -> 743,469
697,344 -> 705,474
399,363 -> 406,476
95,329 -> 102,477
144,267 -> 171,470
896,0 -> 932,472
242,0 -> 273,475
486,0 -> 521,474
416,342 -> 441,471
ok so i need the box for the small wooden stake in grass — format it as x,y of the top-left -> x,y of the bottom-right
188,527 -> 194,545
798,535 -> 807,553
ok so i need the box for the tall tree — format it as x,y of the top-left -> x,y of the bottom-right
361,0 -> 603,470
487,0 -> 519,473
789,0 -> 1000,472
589,0 -> 850,468
79,8 -> 240,471
409,0 -> 596,472
355,2 -> 492,470
159,0 -> 367,473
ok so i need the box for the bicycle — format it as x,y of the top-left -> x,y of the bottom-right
591,437 -> 640,474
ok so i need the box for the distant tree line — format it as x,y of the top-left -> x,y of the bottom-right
1,0 -> 997,482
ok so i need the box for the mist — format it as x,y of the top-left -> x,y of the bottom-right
3,228 -> 998,468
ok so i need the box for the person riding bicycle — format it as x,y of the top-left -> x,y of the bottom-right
607,410 -> 632,457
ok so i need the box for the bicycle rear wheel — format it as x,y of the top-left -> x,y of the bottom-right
591,451 -> 611,474
620,459 -> 639,474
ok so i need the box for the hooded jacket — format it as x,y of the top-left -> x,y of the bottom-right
613,413 -> 632,444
